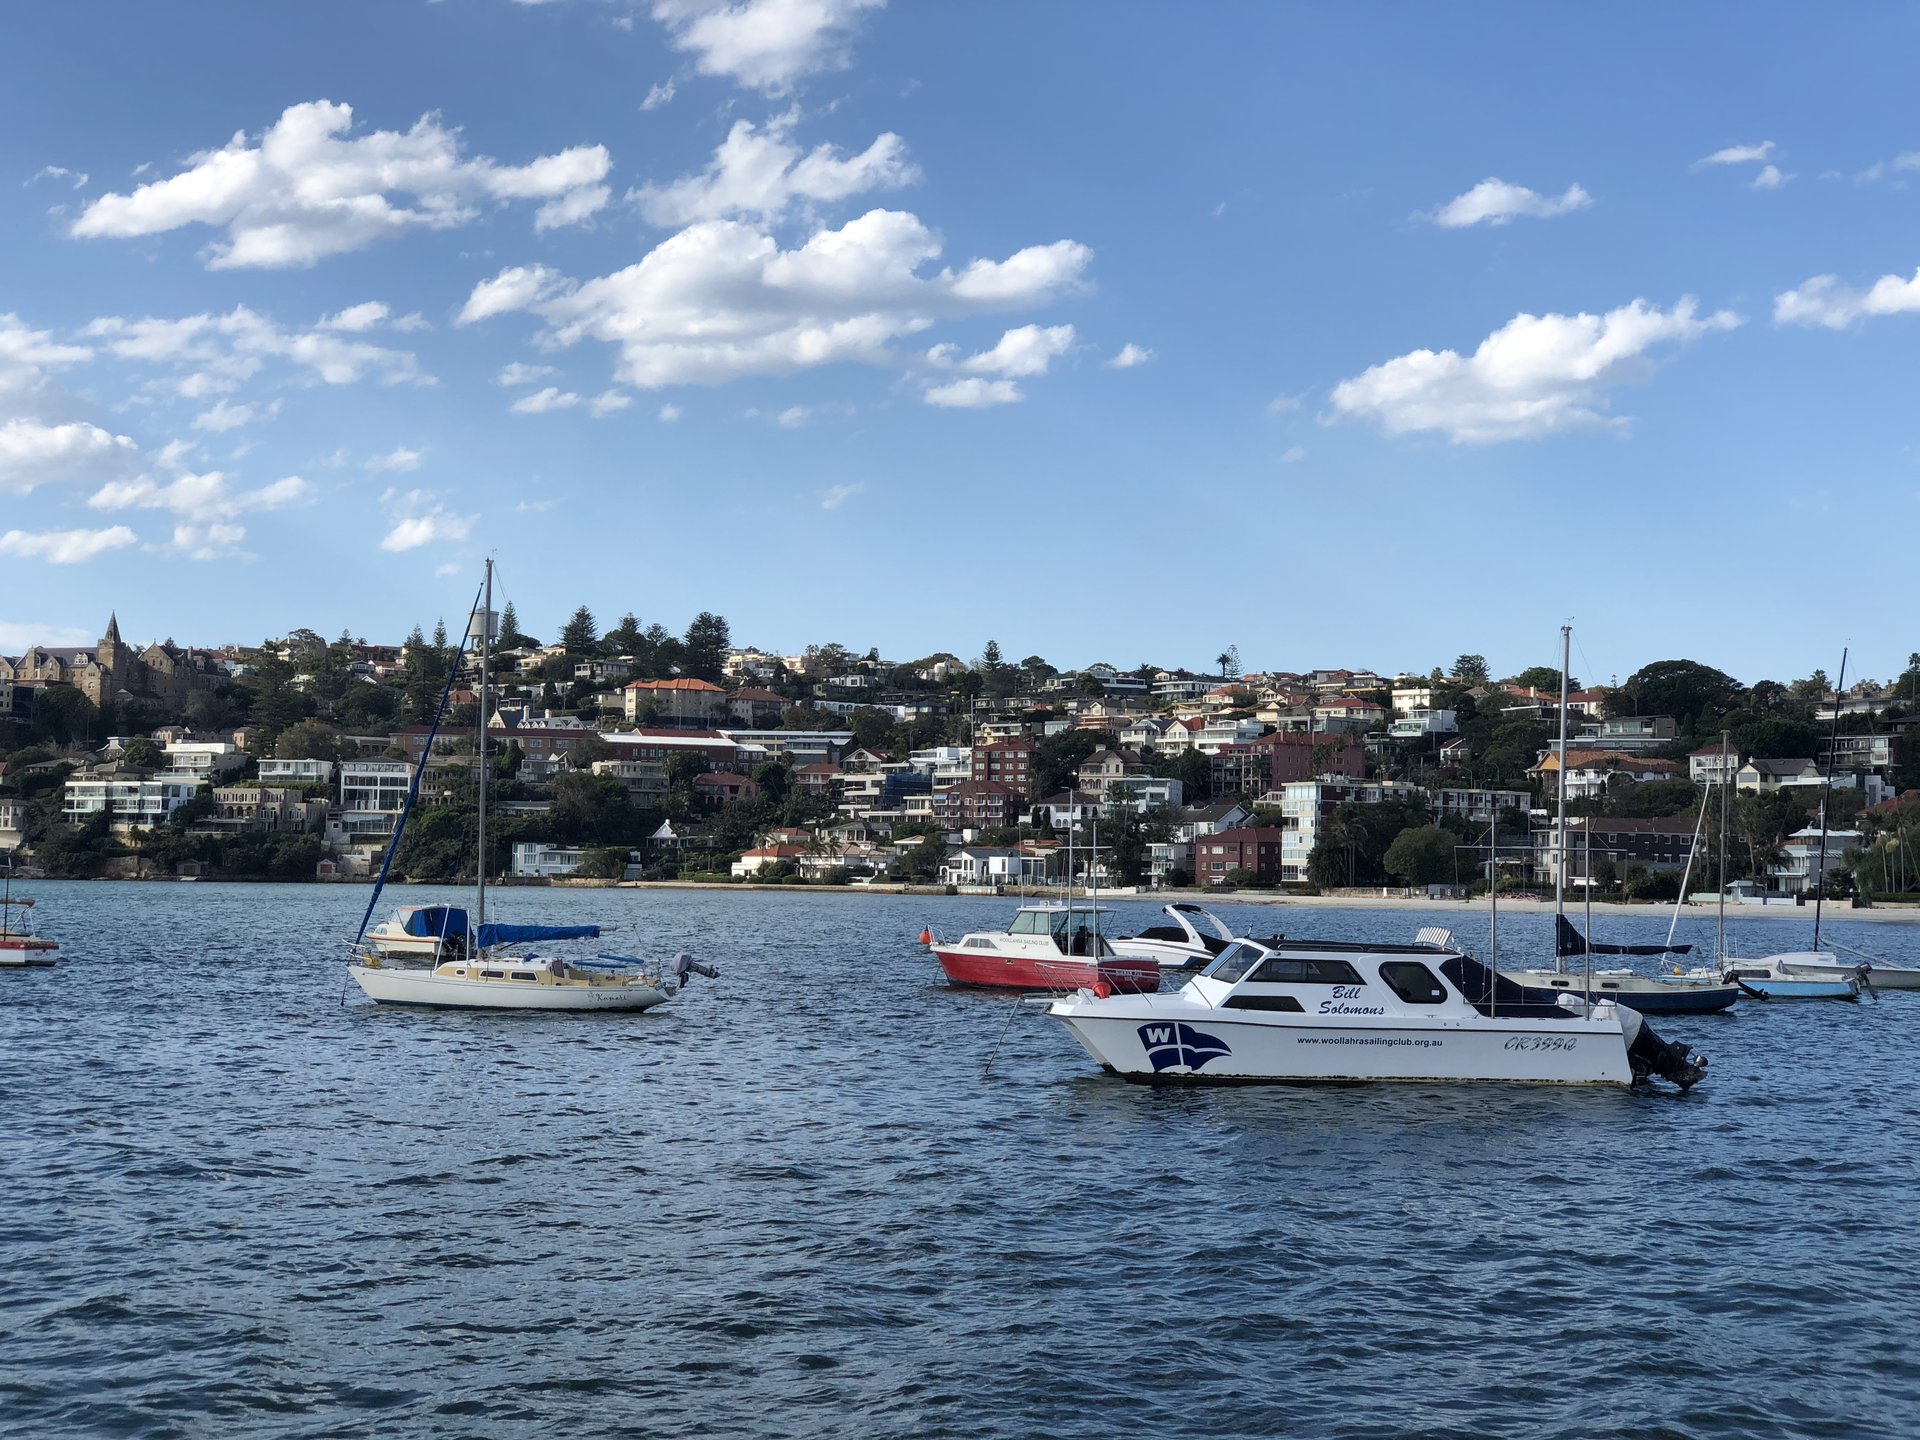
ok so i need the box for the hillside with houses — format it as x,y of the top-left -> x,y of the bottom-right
4,613 -> 1918,903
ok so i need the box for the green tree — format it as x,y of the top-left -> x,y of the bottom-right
683,612 -> 731,682
120,737 -> 165,769
275,720 -> 343,762
561,606 -> 599,654
498,602 -> 535,648
1609,660 -> 1744,734
1453,655 -> 1490,685
1510,665 -> 1573,693
981,639 -> 1004,672
1383,825 -> 1456,887
1032,729 -> 1111,799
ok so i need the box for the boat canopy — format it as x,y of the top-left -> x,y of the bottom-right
476,922 -> 602,950
1555,915 -> 1692,959
402,906 -> 468,938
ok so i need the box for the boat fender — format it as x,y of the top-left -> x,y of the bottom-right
919,926 -> 933,947
1091,978 -> 1112,999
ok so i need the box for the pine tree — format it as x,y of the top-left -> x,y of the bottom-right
499,601 -> 528,648
561,606 -> 599,654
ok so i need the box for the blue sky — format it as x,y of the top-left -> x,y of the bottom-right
3,2 -> 1917,689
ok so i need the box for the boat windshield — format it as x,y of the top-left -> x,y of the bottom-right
1046,910 -> 1111,957
1200,940 -> 1264,983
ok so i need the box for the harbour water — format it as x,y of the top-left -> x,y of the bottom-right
4,882 -> 1919,1438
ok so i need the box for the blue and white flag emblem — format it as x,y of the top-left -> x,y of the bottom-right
1137,1021 -> 1232,1073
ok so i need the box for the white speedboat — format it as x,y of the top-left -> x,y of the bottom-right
1109,902 -> 1236,971
364,903 -> 471,961
1045,933 -> 1707,1088
1778,952 -> 1920,990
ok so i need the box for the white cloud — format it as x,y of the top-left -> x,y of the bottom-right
29,165 -> 89,190
89,470 -> 310,522
167,522 -> 249,561
365,446 -> 426,472
1856,152 -> 1920,185
460,209 -> 1090,389
0,525 -> 137,563
923,376 -> 1020,408
497,361 -> 558,386
456,264 -> 567,325
659,403 -> 683,421
86,305 -> 431,389
192,397 -> 270,432
649,0 -> 884,94
1774,268 -> 1920,329
0,620 -> 94,649
535,184 -> 613,232
1425,178 -> 1592,228
71,100 -> 612,268
1107,342 -> 1153,369
1328,297 -> 1742,443
320,301 -> 389,332
1265,392 -> 1303,414
642,80 -> 677,110
0,418 -> 141,495
435,561 -> 462,578
381,509 -> 473,552
1280,445 -> 1306,464
634,113 -> 916,226
948,323 -> 1074,378
1751,164 -> 1789,190
819,481 -> 861,508
590,389 -> 633,416
1694,140 -> 1774,168
776,404 -> 810,426
511,386 -> 582,413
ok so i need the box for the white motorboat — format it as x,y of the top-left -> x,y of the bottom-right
346,559 -> 713,1013
929,903 -> 1160,992
1108,902 -> 1236,971
1778,952 -> 1920,990
1045,932 -> 1708,1088
1720,956 -> 1861,1001
364,903 -> 469,961
0,895 -> 59,968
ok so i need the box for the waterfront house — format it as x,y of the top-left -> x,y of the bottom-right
1194,826 -> 1287,886
258,757 -> 336,786
624,676 -> 727,728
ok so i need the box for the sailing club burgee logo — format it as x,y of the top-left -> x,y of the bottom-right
1137,1022 -> 1233,1072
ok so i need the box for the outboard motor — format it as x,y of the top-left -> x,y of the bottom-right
666,952 -> 720,987
1619,1006 -> 1708,1090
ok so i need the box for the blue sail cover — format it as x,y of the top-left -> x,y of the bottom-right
403,906 -> 468,939
476,922 -> 601,949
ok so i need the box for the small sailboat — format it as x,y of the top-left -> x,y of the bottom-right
346,560 -> 713,1012
1724,653 -> 1869,1002
0,861 -> 58,968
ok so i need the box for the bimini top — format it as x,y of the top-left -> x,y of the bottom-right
476,922 -> 601,950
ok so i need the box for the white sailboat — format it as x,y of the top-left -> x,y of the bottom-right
346,561 -> 713,1011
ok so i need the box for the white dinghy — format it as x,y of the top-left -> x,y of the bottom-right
1044,930 -> 1707,1089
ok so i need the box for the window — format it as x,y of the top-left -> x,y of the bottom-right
1248,956 -> 1366,985
1201,941 -> 1263,983
1224,994 -> 1304,1013
511,971 -> 538,982
1379,961 -> 1447,1004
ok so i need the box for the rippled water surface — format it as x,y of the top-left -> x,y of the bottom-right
5,881 -> 1920,1438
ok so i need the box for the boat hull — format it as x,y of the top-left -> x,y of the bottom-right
1779,956 -> 1920,990
1736,977 -> 1858,1000
932,947 -> 1160,993
0,938 -> 58,968
1500,970 -> 1739,1016
1107,937 -> 1210,971
1049,998 -> 1633,1085
348,964 -> 671,1011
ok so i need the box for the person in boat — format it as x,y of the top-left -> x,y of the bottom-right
1071,923 -> 1092,956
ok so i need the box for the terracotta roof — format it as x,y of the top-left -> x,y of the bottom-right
626,677 -> 724,692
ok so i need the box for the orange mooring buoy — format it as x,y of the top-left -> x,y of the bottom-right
918,926 -> 933,947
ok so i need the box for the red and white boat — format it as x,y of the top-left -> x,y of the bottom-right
0,896 -> 58,968
928,903 -> 1160,993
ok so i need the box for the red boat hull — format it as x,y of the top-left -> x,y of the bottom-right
933,946 -> 1159,993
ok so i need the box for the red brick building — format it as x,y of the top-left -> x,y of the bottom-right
1212,732 -> 1367,796
970,740 -> 1036,797
932,779 -> 1026,830
1194,826 -> 1287,885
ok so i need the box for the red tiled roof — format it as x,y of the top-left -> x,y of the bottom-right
626,677 -> 724,692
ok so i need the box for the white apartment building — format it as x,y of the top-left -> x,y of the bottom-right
1388,708 -> 1459,739
511,841 -> 588,878
259,757 -> 335,785
333,759 -> 415,845
1275,778 -> 1420,882
62,774 -> 201,830
0,796 -> 23,850
1194,718 -> 1265,755
163,740 -> 248,780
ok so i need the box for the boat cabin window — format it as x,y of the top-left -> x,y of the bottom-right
481,969 -> 504,979
1047,911 -> 1108,957
1223,994 -> 1305,1013
1010,910 -> 1049,936
1378,961 -> 1447,1005
511,971 -> 538,981
1200,941 -> 1263,984
1247,956 -> 1365,986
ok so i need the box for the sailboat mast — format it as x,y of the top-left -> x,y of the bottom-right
476,558 -> 492,933
1554,623 -> 1571,973
1583,823 -> 1594,997
1812,646 -> 1848,950
1717,730 -> 1729,965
